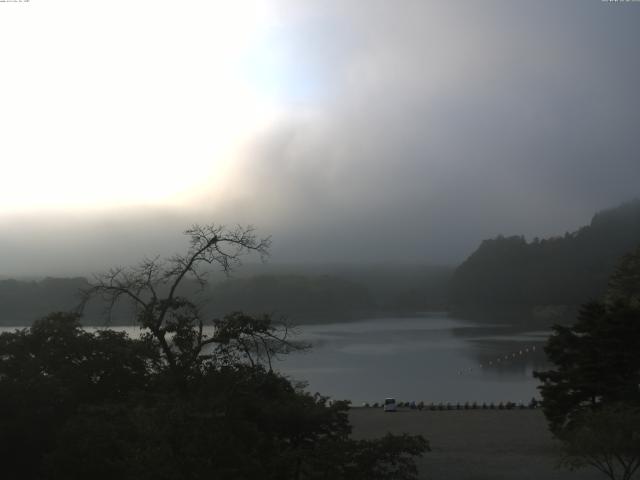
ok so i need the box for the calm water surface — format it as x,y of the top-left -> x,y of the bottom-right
1,314 -> 551,404
276,314 -> 551,404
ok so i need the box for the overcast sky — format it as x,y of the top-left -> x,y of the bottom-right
1,0 -> 639,276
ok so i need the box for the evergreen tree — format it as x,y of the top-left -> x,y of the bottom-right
534,300 -> 640,433
535,246 -> 640,479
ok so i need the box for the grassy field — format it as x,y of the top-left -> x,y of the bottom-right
349,408 -> 603,480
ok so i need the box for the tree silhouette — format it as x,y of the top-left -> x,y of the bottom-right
80,224 -> 275,373
0,224 -> 428,479
535,246 -> 640,479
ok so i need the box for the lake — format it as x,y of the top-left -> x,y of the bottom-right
276,314 -> 551,405
0,313 -> 551,405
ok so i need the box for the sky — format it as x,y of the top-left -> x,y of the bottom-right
0,0 -> 639,276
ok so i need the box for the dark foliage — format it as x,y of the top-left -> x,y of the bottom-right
0,312 -> 428,480
534,246 -> 640,434
535,246 -> 640,479
0,266 -> 452,326
534,301 -> 640,434
208,274 -> 375,322
451,199 -> 640,312
0,313 -> 157,479
559,404 -> 640,480
0,224 -> 427,479
0,277 -> 90,325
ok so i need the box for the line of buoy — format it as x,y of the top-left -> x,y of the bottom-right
457,345 -> 538,376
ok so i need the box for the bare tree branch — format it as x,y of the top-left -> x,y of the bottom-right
79,224 -> 272,372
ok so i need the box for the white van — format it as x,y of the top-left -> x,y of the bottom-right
383,398 -> 397,412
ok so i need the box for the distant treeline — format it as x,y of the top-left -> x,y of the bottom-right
450,199 -> 640,318
0,277 -> 89,325
3,200 -> 640,326
0,265 -> 451,326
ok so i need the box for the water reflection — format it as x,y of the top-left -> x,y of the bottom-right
276,315 -> 551,404
0,314 -> 553,404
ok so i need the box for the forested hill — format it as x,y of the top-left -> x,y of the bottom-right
450,199 -> 640,312
0,277 -> 89,324
0,265 -> 451,326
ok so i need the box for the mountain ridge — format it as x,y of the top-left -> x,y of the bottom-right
450,198 -> 640,316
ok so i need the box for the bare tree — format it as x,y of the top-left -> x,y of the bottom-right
79,224 -> 300,373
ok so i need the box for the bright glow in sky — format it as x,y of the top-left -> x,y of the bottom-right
0,0 -> 279,213
2,1 -> 640,272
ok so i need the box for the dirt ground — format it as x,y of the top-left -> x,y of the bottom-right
348,408 -> 604,480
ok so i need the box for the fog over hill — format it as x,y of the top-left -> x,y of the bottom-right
2,3 -> 640,479
1,1 -> 640,278
451,199 -> 640,318
0,263 -> 451,326
2,200 -> 639,326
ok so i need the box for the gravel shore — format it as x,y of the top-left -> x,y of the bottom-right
348,408 -> 603,480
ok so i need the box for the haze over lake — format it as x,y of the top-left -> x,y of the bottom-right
1,314 -> 549,405
277,315 -> 550,404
